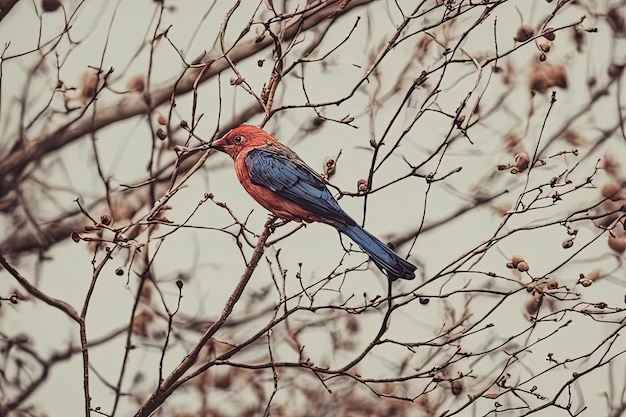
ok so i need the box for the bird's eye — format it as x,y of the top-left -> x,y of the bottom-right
234,135 -> 244,144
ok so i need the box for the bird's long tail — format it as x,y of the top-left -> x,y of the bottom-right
337,223 -> 416,280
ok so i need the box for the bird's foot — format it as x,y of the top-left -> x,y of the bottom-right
264,215 -> 280,231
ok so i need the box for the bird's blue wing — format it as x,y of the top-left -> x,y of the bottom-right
245,146 -> 354,226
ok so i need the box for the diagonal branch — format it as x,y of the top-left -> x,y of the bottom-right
134,221 -> 274,417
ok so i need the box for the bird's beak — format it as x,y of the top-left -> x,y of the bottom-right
210,136 -> 226,152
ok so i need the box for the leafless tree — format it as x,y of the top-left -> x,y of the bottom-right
1,1 -> 625,416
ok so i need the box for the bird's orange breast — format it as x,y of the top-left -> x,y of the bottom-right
234,148 -> 322,223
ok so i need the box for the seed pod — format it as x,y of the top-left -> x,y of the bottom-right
538,43 -> 550,53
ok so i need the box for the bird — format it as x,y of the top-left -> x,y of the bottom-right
210,124 -> 416,280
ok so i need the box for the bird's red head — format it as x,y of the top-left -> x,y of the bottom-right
211,124 -> 275,159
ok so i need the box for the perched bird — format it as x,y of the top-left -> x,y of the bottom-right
211,124 -> 416,280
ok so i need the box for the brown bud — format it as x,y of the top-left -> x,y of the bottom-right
546,280 -> 558,290
156,127 -> 167,140
100,214 -> 112,226
514,153 -> 530,172
562,239 -> 574,249
538,53 -> 547,62
357,179 -> 369,193
525,297 -> 540,315
324,159 -> 336,178
529,62 -> 568,94
587,77 -> 597,88
127,75 -> 145,92
71,231 -> 81,242
80,73 -> 99,100
608,234 -> 626,253
419,296 -> 430,305
511,256 -> 525,267
542,28 -> 556,41
608,64 -> 624,79
156,113 -> 168,125
346,316 -> 359,334
257,59 -> 265,67
42,0 -> 61,12
230,76 -> 245,86
538,43 -> 551,53
515,25 -> 534,42
602,182 -> 622,200
451,380 -> 464,396
516,261 -> 529,272
608,8 -> 625,35
579,278 -> 593,287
